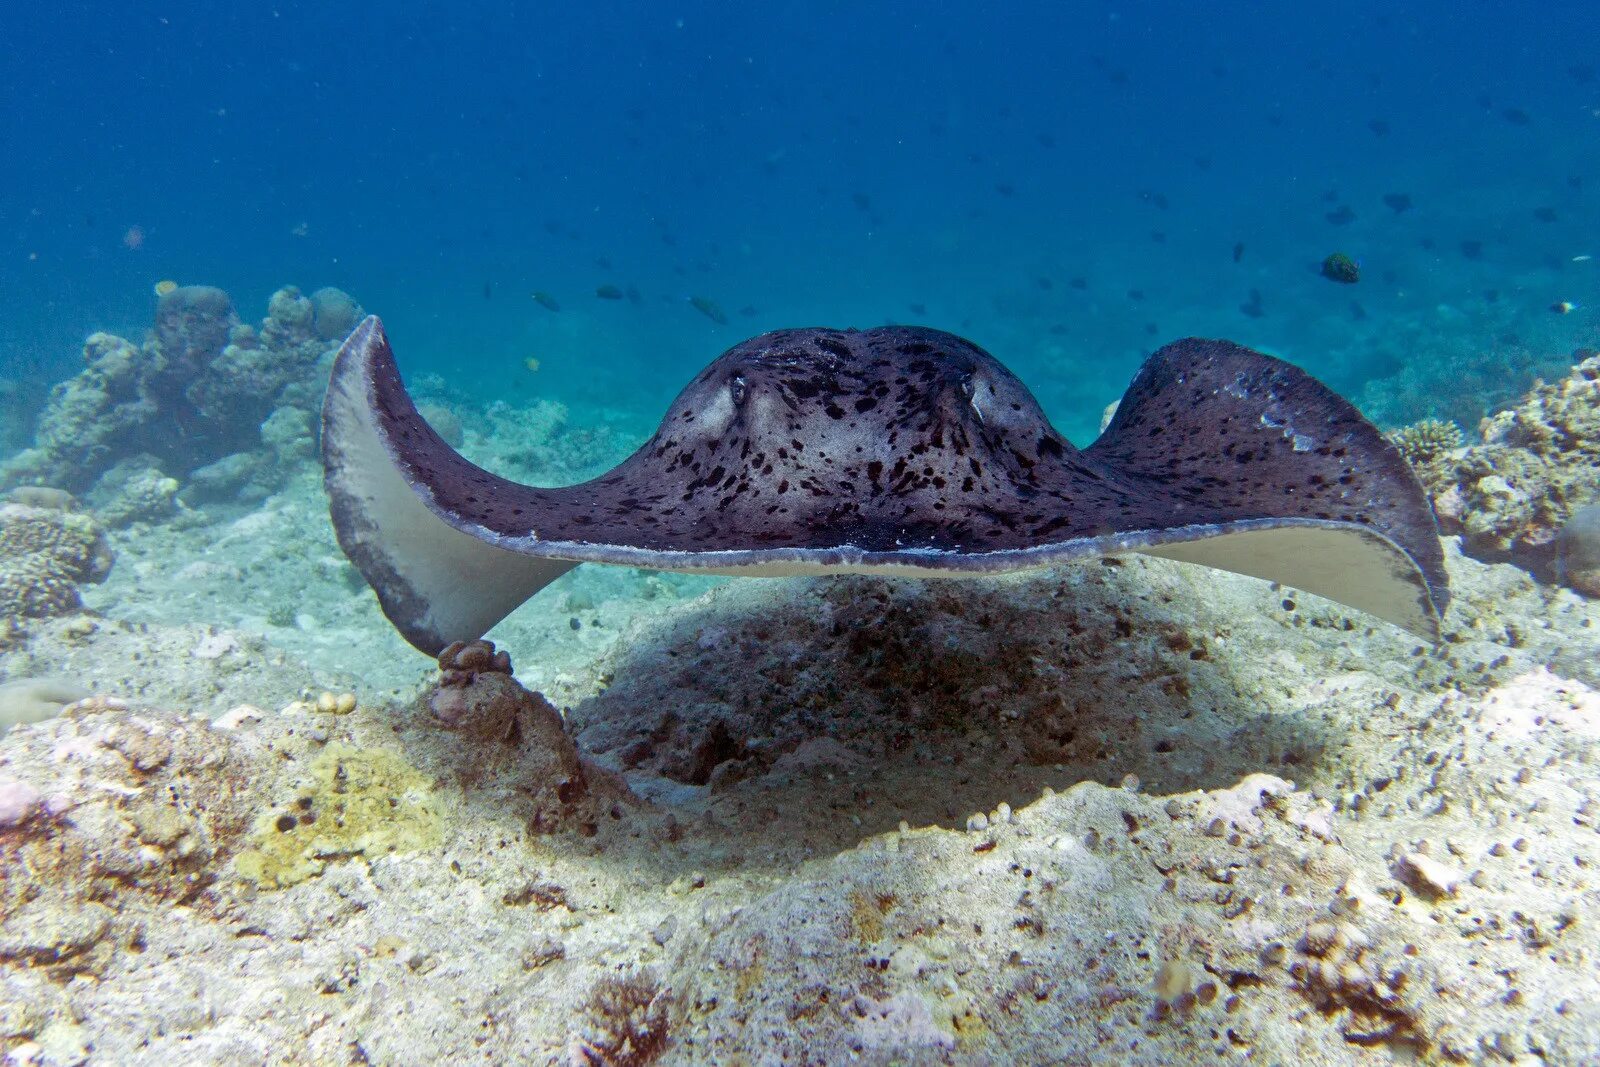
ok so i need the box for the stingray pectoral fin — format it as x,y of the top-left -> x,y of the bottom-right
321,317 -> 576,655
1135,522 -> 1439,639
1088,337 -> 1449,639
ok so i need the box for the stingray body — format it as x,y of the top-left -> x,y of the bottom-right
322,317 -> 1448,654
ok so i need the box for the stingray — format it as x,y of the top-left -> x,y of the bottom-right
322,317 -> 1448,655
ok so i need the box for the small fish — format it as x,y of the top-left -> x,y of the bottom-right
1573,255 -> 1593,263
908,302 -> 927,315
1501,107 -> 1532,126
1483,289 -> 1500,303
1533,207 -> 1558,223
524,357 -> 542,373
482,282 -> 493,300
1068,277 -> 1088,291
595,256 -> 613,270
689,296 -> 728,324
1036,277 -> 1053,290
1127,289 -> 1145,302
1150,231 -> 1166,244
153,279 -> 178,296
995,183 -> 1016,197
1325,205 -> 1356,226
1368,118 -> 1390,136
1460,240 -> 1484,260
1382,193 -> 1412,214
851,192 -> 872,211
1240,289 -> 1265,318
1551,301 -> 1578,314
1232,242 -> 1245,263
595,285 -> 624,300
531,291 -> 561,311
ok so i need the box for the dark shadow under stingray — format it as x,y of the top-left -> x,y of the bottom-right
322,317 -> 1448,654
392,563 -> 1448,881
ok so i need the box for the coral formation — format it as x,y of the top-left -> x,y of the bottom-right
428,639 -> 631,831
310,286 -> 363,342
0,703 -> 258,987
1320,251 -> 1361,283
0,503 -> 113,621
0,285 -> 361,494
84,460 -> 180,527
1409,351 -> 1600,575
1387,417 -> 1463,466
570,972 -> 671,1066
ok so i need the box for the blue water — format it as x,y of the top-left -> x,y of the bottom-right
3,1 -> 1597,443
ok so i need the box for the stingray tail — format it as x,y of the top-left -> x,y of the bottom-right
321,317 -> 576,655
1088,338 -> 1449,638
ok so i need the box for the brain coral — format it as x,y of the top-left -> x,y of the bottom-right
0,503 -> 114,619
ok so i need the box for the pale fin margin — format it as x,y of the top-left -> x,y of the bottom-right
321,317 -> 574,654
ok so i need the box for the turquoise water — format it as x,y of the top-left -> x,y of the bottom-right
3,1 -> 1596,445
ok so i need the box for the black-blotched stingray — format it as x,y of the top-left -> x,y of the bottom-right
322,317 -> 1447,655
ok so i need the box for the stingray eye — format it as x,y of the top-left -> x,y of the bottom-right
959,374 -> 976,399
729,375 -> 748,405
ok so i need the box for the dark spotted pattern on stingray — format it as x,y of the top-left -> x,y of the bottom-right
325,317 -> 1449,654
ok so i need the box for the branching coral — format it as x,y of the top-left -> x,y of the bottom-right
1387,418 -> 1463,466
569,972 -> 671,1066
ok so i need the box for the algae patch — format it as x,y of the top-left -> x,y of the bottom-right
235,743 -> 443,888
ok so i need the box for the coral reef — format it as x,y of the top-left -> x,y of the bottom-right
0,285 -> 361,494
1408,351 -> 1600,577
0,504 -> 113,621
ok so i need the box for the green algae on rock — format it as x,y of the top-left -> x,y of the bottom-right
234,743 -> 444,889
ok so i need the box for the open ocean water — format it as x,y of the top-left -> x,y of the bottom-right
4,1 -> 1597,440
